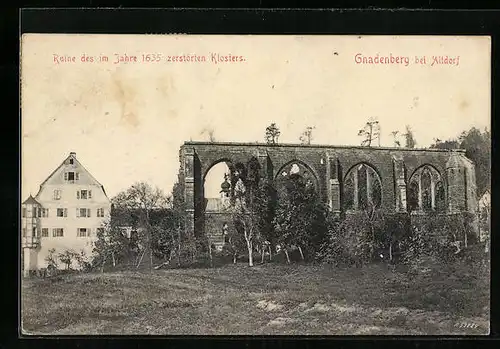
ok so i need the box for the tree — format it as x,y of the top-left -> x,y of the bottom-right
255,179 -> 278,262
221,221 -> 246,264
58,250 -> 80,270
391,131 -> 401,147
92,215 -> 130,271
228,158 -> 271,267
358,118 -> 380,147
231,176 -> 257,266
207,129 -> 216,142
112,182 -> 171,271
45,248 -> 58,271
403,125 -> 417,148
300,126 -> 315,145
457,127 -> 491,195
430,138 -> 460,149
265,123 -> 281,144
430,127 -> 490,195
273,174 -> 327,263
150,208 -> 179,268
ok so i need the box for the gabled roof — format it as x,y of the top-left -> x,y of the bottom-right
22,194 -> 40,206
35,152 -> 109,200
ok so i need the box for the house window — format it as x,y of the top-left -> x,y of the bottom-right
77,190 -> 92,199
97,208 -> 105,217
36,207 -> 48,218
52,228 -> 64,237
56,208 -> 68,217
77,208 -> 91,218
53,189 -> 61,200
65,172 -> 78,182
22,208 -> 26,218
77,228 -> 89,237
69,158 -> 74,165
65,172 -> 75,181
41,228 -> 49,237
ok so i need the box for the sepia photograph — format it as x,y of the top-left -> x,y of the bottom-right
20,34 -> 490,335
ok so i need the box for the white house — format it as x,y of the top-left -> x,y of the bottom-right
21,152 -> 111,276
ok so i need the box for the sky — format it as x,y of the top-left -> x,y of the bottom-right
21,35 -> 491,200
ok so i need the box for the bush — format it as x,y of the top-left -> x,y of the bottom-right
58,249 -> 83,270
316,210 -> 385,267
317,211 -> 486,272
44,248 -> 58,270
400,212 -> 481,274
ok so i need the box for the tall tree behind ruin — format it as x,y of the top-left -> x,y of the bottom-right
358,118 -> 380,147
391,131 -> 401,147
300,126 -> 315,145
265,123 -> 281,144
430,127 -> 491,196
403,125 -> 417,148
112,182 -> 171,271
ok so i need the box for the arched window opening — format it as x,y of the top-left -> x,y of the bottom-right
421,168 -> 432,212
408,180 -> 419,212
408,165 -> 444,213
276,161 -> 317,201
204,161 -> 232,212
358,164 -> 368,209
344,163 -> 382,211
435,181 -> 446,212
344,174 -> 354,210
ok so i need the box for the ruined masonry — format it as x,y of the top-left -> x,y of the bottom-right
178,142 -> 477,248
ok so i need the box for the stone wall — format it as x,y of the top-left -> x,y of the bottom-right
178,142 -> 477,239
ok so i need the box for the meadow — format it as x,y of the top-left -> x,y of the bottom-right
21,261 -> 489,336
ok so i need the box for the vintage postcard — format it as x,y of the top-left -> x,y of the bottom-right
20,34 -> 490,335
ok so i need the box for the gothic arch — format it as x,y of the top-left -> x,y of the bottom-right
343,162 -> 382,211
274,159 -> 320,190
407,164 -> 445,213
203,158 -> 234,181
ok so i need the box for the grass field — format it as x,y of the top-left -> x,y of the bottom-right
21,262 -> 489,335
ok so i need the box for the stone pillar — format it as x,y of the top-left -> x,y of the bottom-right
430,176 -> 436,210
366,167 -> 372,204
392,155 -> 407,212
417,173 -> 423,211
327,156 -> 341,213
183,147 -> 196,237
256,149 -> 269,180
446,152 -> 467,214
353,168 -> 359,210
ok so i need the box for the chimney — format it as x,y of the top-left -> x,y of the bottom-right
70,152 -> 76,157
